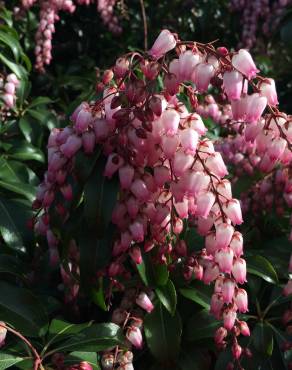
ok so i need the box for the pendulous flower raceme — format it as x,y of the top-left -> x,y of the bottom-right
32,29 -> 292,366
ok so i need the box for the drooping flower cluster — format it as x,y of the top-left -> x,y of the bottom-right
32,29 -> 292,365
17,0 -> 121,72
230,0 -> 291,48
0,73 -> 19,110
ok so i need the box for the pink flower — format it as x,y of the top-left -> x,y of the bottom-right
149,30 -> 176,59
129,223 -> 144,243
203,263 -> 220,284
239,321 -> 250,336
259,78 -> 278,106
180,128 -> 199,154
210,293 -> 224,319
196,191 -> 216,218
214,326 -> 227,345
234,288 -> 248,312
192,63 -> 214,93
2,93 -> 14,108
230,232 -> 243,257
119,165 -> 135,189
232,258 -> 247,284
0,322 -> 7,347
82,131 -> 95,154
222,279 -> 236,303
223,309 -> 237,330
136,292 -> 154,313
130,179 -> 149,201
223,70 -> 243,101
126,326 -> 143,349
283,280 -> 292,296
60,135 -> 82,158
215,223 -> 234,249
232,342 -> 242,360
215,247 -> 234,274
246,93 -> 267,123
178,50 -> 200,81
161,109 -> 180,136
173,151 -> 193,177
104,153 -> 124,178
223,199 -> 243,225
232,49 -> 259,79
205,152 -> 228,178
154,165 -> 171,186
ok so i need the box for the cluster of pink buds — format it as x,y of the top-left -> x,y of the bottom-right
101,288 -> 153,369
0,73 -> 19,109
52,353 -> 93,370
18,0 -> 121,72
33,29 -> 292,363
230,0 -> 292,48
196,94 -> 233,126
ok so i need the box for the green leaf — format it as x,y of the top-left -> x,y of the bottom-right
90,278 -> 107,311
0,199 -> 25,252
0,353 -> 23,369
0,53 -> 27,79
252,322 -> 274,356
0,281 -> 48,337
0,180 -> 35,202
0,254 -> 27,278
50,323 -> 124,353
137,253 -> 169,287
179,348 -> 211,370
19,117 -> 32,143
64,352 -> 100,370
186,309 -> 220,341
246,255 -> 278,284
179,281 -> 213,309
16,80 -> 31,108
0,30 -> 21,61
7,142 -> 44,163
0,157 -> 38,185
144,303 -> 182,364
83,156 -> 118,234
74,148 -> 101,184
27,97 -> 53,109
156,279 -> 177,315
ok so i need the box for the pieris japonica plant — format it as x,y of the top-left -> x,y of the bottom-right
23,29 -> 291,369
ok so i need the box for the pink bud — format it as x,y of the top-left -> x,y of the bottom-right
2,93 -> 14,108
222,279 -> 236,303
180,128 -> 199,154
223,199 -> 243,225
268,137 -> 286,161
60,135 -> 82,158
93,118 -> 110,141
161,134 -> 180,158
104,154 -> 124,178
7,73 -> 19,86
0,322 -> 7,347
223,71 -> 243,101
223,309 -> 237,330
82,131 -> 95,154
246,93 -> 267,123
215,247 -> 234,274
60,184 -> 73,201
178,50 -> 200,81
232,258 -> 247,284
4,82 -> 15,94
234,288 -> 248,313
232,342 -> 242,360
205,232 -> 217,255
174,198 -> 189,218
126,197 -> 139,219
75,108 -> 92,133
231,95 -> 249,121
259,78 -> 278,106
154,165 -> 171,187
126,326 -> 143,349
173,151 -> 193,177
119,165 -> 134,189
164,73 -> 180,95
136,292 -> 154,313
232,49 -> 259,79
283,280 -> 292,296
239,321 -> 250,336
196,191 -> 216,218
129,223 -> 144,243
214,326 -> 228,345
130,179 -> 149,201
215,223 -> 234,249
203,263 -> 220,284
210,293 -> 224,319
194,264 -> 204,280
161,109 -> 180,136
192,63 -> 214,93
205,152 -> 228,178
114,57 -> 129,78
230,232 -> 243,257
149,29 -> 176,59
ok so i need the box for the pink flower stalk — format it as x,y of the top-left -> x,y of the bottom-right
259,78 -> 278,106
192,63 -> 214,93
126,326 -> 143,349
136,292 -> 154,313
223,70 -> 243,101
232,258 -> 247,284
232,49 -> 259,79
149,30 -> 176,59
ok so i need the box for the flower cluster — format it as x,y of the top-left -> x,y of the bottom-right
18,0 -> 121,72
32,29 -> 292,365
0,73 -> 19,110
230,0 -> 291,48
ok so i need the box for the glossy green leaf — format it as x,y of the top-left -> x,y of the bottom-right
64,352 -> 100,370
156,279 -> 177,315
0,254 -> 27,278
19,117 -> 32,143
0,353 -> 23,369
90,278 -> 107,311
0,281 -> 48,337
252,322 -> 274,356
49,323 -> 124,353
74,148 -> 101,184
137,253 -> 169,287
7,142 -> 44,163
186,309 -> 220,341
0,30 -> 21,61
27,97 -> 53,109
0,200 -> 25,252
0,52 -> 27,79
0,180 -> 35,202
144,303 -> 182,364
179,282 -> 213,309
246,255 -> 278,284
